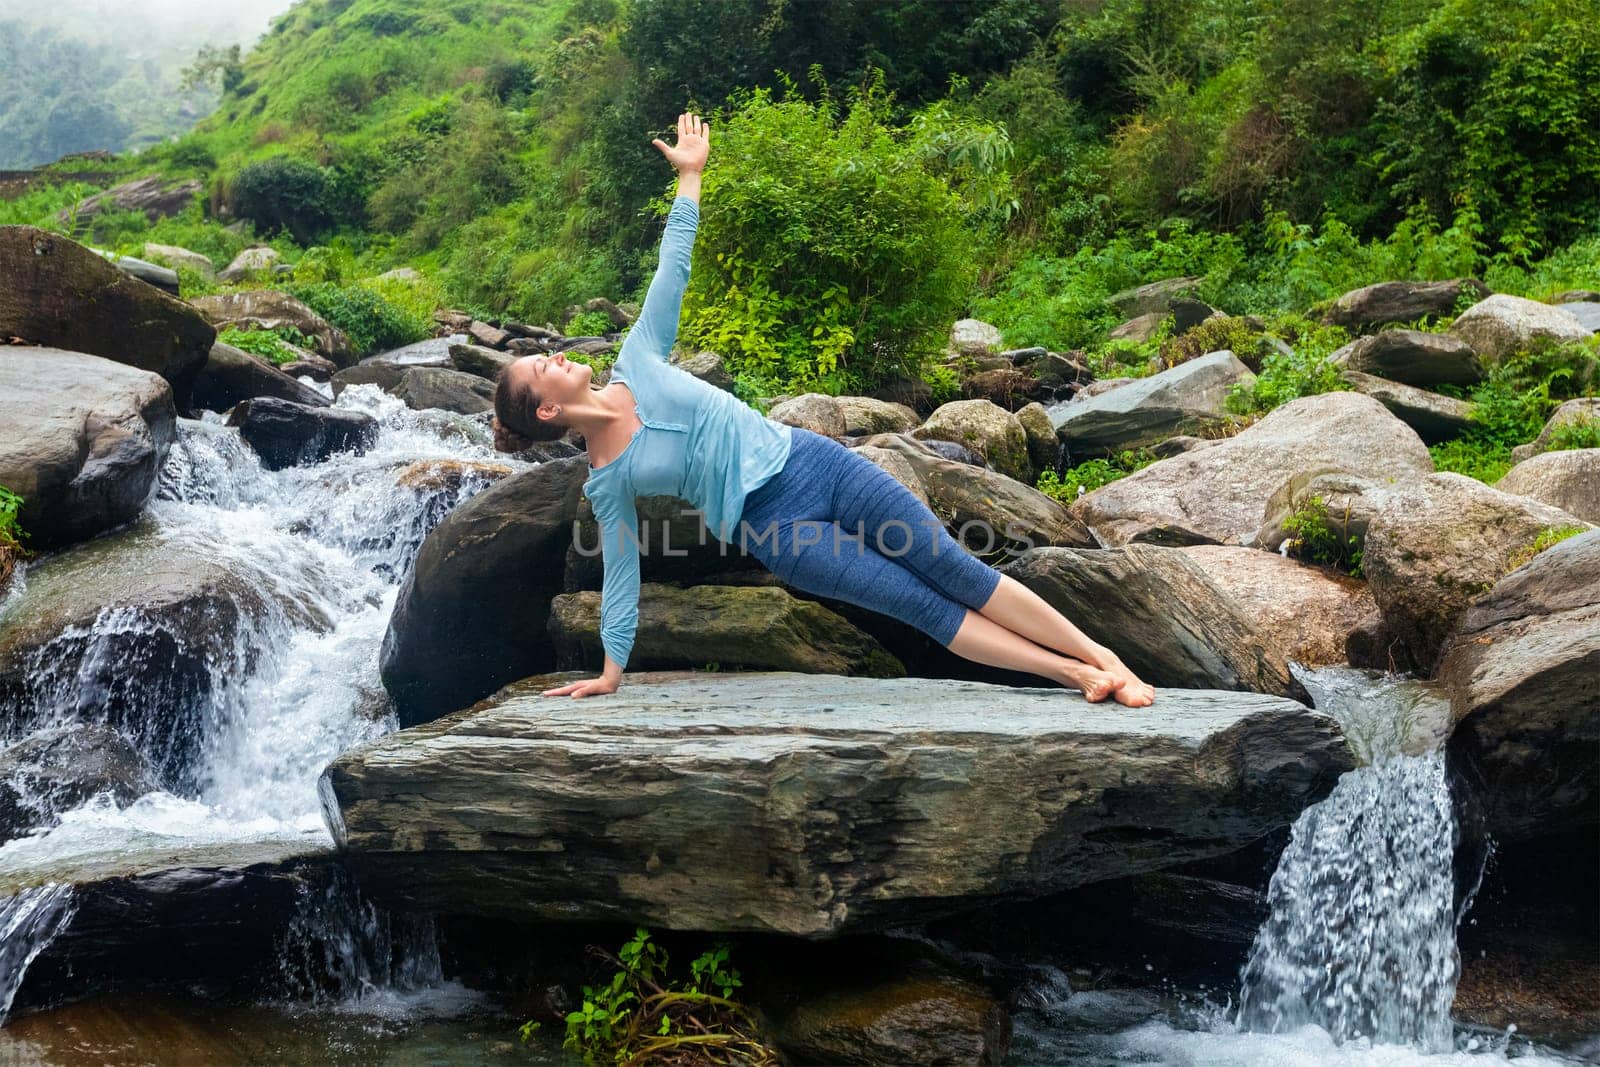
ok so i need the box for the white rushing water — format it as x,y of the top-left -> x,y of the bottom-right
1008,666 -> 1588,1065
0,385 -> 526,1017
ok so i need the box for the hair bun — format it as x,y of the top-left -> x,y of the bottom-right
492,415 -> 535,453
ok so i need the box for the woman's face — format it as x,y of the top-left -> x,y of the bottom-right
509,352 -> 592,416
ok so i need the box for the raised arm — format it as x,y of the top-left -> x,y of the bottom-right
614,113 -> 710,373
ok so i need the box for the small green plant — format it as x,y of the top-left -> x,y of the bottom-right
1545,414 -> 1600,452
567,309 -> 618,337
0,485 -> 28,588
1036,448 -> 1158,503
1281,494 -> 1364,578
1503,524 -> 1587,574
546,926 -> 777,1066
923,363 -> 962,406
219,325 -> 306,365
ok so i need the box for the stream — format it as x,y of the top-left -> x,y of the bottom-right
0,387 -> 1591,1064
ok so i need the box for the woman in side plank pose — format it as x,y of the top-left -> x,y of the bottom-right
492,112 -> 1156,706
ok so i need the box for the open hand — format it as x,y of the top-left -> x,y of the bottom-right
651,112 -> 709,173
541,675 -> 619,698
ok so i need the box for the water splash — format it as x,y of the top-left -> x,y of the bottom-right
1236,751 -> 1460,1051
0,883 -> 77,1024
0,385 -> 523,1012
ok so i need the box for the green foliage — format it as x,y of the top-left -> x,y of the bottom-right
1429,340 -> 1599,482
1281,494 -> 1365,578
1036,449 -> 1159,503
1503,524 -> 1587,573
548,927 -> 777,1067
1546,414 -> 1600,452
678,68 -> 990,395
566,310 -> 616,337
282,281 -> 431,357
0,484 -> 25,587
1225,316 -> 1352,415
229,156 -> 344,243
219,326 -> 305,365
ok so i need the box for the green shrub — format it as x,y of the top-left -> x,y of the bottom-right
566,310 -> 615,337
283,281 -> 430,357
1225,317 -> 1351,415
1546,414 -> 1600,452
230,156 -> 341,243
679,67 -> 992,395
219,326 -> 304,365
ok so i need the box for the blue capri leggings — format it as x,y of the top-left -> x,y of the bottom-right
736,425 -> 1003,646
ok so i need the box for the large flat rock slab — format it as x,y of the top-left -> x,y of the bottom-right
320,671 -> 1352,937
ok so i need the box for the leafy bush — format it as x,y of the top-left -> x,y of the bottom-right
679,67 -> 992,394
539,927 -> 777,1066
283,281 -> 430,357
229,156 -> 342,243
566,310 -> 616,337
1546,414 -> 1600,452
219,325 -> 305,365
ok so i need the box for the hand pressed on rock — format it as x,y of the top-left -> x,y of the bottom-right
541,676 -> 619,698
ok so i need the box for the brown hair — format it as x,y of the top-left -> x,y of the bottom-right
492,372 -> 568,452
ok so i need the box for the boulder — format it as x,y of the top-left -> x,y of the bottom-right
1337,370 -> 1476,443
1449,294 -> 1592,363
769,394 -> 846,436
189,291 -> 352,365
562,493 -> 765,595
1175,545 -> 1380,668
0,725 -> 159,845
1000,545 -> 1304,697
1170,297 -> 1223,334
1323,278 -> 1488,331
0,227 -> 216,400
1361,472 -> 1593,672
216,246 -> 281,283
468,320 -> 512,349
0,348 -> 175,549
672,350 -> 735,392
1107,277 -> 1203,318
1048,350 -> 1252,454
836,396 -> 918,436
58,176 -> 202,228
1556,301 -> 1600,332
960,368 -> 1039,411
913,400 -> 1032,483
225,397 -> 377,471
1071,392 -> 1434,547
280,352 -> 339,382
1015,402 -> 1062,475
189,342 -> 331,413
1438,530 -> 1599,840
1496,449 -> 1600,524
1109,312 -> 1167,345
366,335 -> 460,366
379,458 -> 590,725
447,343 -> 515,381
854,434 -> 1093,553
869,371 -> 935,416
390,367 -> 496,415
1511,398 -> 1600,462
1328,329 -> 1485,387
378,266 -> 424,284
550,584 -> 905,676
320,671 -> 1353,934
775,972 -> 1010,1066
949,319 -> 1004,357
95,251 -> 178,294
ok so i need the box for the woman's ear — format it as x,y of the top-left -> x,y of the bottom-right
536,398 -> 563,422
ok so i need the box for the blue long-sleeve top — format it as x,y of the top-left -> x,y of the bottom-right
583,194 -> 793,670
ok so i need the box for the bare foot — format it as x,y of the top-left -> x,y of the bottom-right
1098,655 -> 1157,707
1063,662 -> 1122,702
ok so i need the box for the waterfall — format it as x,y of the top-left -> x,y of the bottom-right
0,385 -> 522,1015
0,883 -> 77,1024
1236,751 -> 1460,1051
1236,667 -> 1465,1052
